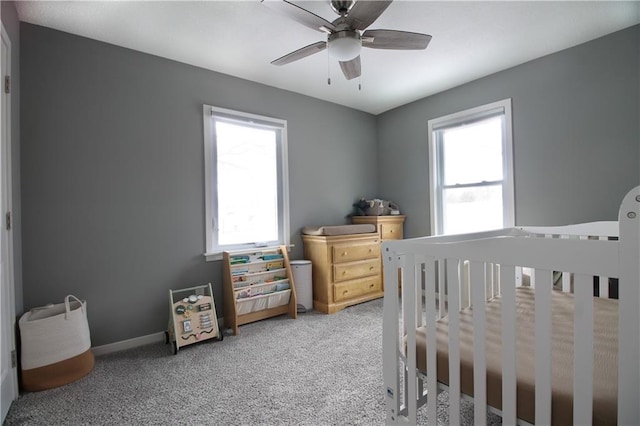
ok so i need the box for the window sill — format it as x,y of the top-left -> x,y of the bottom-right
204,252 -> 223,262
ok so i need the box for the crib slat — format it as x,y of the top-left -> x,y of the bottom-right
446,258 -> 461,425
382,251 -> 402,423
597,236 -> 609,298
485,263 -> 492,301
403,254 -> 418,424
429,260 -> 447,318
534,269 -> 553,425
574,273 -> 594,425
401,260 -> 410,414
562,272 -> 571,293
460,260 -> 470,309
470,261 -> 487,425
423,258 -> 438,424
416,259 -> 425,402
500,265 -> 517,425
400,252 -> 409,413
430,260 -> 447,318
560,235 -> 571,294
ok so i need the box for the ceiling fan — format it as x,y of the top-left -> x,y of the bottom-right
262,0 -> 432,81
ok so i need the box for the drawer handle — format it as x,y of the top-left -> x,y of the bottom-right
369,266 -> 374,270
342,251 -> 348,256
343,290 -> 348,295
343,271 -> 347,275
389,229 -> 394,233
369,283 -> 374,288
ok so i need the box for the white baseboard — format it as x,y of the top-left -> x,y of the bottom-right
91,317 -> 225,356
91,332 -> 166,356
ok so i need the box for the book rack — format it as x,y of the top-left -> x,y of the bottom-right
222,245 -> 297,335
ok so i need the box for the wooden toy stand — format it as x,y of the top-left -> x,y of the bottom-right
165,283 -> 222,355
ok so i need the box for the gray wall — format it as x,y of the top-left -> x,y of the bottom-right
1,1 -> 23,314
377,25 -> 640,239
20,23 -> 377,346
18,20 -> 640,347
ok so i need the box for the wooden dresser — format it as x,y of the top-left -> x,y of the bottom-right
351,215 -> 406,291
302,232 -> 382,314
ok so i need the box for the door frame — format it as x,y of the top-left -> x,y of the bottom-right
1,21 -> 18,423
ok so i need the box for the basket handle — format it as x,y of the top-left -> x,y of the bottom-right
64,294 -> 85,319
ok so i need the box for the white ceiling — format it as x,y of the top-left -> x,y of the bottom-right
15,1 -> 640,115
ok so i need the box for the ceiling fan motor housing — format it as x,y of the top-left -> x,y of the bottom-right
330,0 -> 355,16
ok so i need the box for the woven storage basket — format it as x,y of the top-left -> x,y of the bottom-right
19,295 -> 94,391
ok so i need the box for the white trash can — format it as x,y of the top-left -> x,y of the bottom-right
290,260 -> 313,312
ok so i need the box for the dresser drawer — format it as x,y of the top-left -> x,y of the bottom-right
332,242 -> 378,263
381,222 -> 403,240
334,276 -> 382,302
333,258 -> 380,282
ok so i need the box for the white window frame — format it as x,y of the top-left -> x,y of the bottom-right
428,99 -> 515,235
203,105 -> 290,261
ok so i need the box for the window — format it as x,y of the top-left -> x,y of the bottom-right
428,99 -> 514,235
203,105 -> 289,260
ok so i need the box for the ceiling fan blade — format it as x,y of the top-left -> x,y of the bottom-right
271,41 -> 327,66
344,0 -> 392,30
362,29 -> 431,50
339,55 -> 361,80
261,0 -> 336,33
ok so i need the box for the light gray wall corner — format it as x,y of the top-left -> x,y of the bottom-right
286,101 -> 377,259
1,0 -> 23,315
377,24 -> 640,239
20,23 -> 377,346
375,106 -> 432,238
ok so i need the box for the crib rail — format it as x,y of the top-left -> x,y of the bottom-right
382,186 -> 640,425
518,221 -> 619,298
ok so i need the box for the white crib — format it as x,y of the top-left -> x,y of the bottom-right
382,186 -> 639,425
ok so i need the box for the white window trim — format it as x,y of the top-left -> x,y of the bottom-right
203,105 -> 290,261
428,98 -> 515,235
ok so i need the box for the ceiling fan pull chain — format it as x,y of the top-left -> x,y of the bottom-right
327,51 -> 331,85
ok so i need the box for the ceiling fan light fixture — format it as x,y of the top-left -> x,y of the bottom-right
328,30 -> 361,61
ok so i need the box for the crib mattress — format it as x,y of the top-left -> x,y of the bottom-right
414,287 -> 618,425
